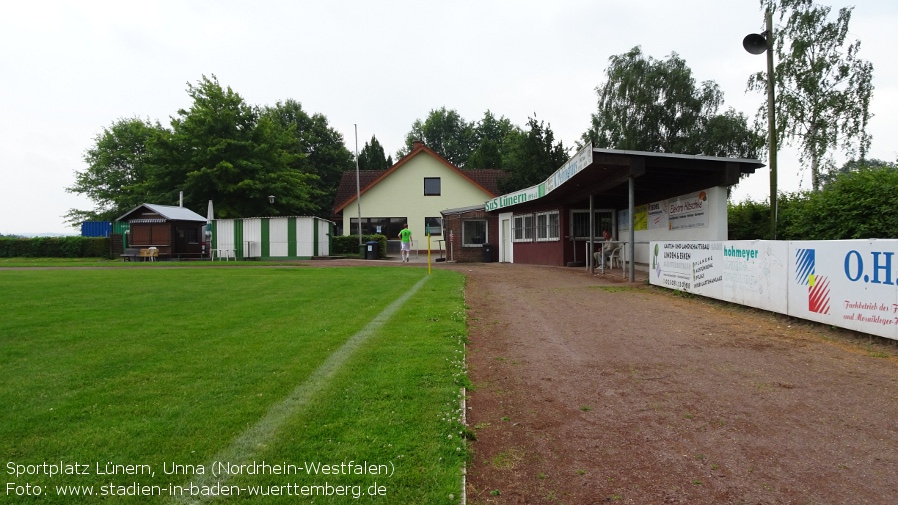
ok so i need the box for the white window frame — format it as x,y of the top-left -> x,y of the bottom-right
512,213 -> 533,242
535,210 -> 560,242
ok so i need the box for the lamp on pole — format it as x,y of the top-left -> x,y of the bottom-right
744,9 -> 778,239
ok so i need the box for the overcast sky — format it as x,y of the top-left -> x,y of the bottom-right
2,0 -> 895,235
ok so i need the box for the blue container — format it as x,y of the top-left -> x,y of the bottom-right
81,221 -> 112,237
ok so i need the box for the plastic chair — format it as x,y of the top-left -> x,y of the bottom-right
609,245 -> 622,269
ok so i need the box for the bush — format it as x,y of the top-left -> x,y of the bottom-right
0,237 -> 111,258
331,234 -> 388,258
728,198 -> 771,240
729,165 -> 898,240
781,167 -> 898,240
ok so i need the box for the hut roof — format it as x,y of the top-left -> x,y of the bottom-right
116,203 -> 206,223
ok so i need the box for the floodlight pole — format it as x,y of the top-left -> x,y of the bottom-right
354,124 -> 362,246
765,9 -> 778,240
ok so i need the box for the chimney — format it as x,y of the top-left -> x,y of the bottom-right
179,191 -> 183,207
413,140 -> 424,150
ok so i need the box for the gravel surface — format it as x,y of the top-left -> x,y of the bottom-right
454,262 -> 898,505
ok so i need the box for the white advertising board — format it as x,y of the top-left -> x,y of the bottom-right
620,190 -> 709,231
650,240 -> 898,340
787,240 -> 898,340
647,201 -> 668,230
649,240 -> 789,313
667,190 -> 709,230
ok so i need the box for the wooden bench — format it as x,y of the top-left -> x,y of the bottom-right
138,248 -> 159,261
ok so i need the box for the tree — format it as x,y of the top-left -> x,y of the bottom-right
499,117 -> 568,193
357,135 -> 391,170
468,110 -> 519,169
152,75 -> 316,218
582,46 -> 763,159
262,99 -> 354,218
698,109 -> 766,159
65,117 -> 168,225
400,107 -> 475,166
748,0 -> 874,192
68,77 -> 348,223
819,158 -> 895,189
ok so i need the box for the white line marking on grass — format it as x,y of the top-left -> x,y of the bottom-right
174,275 -> 431,504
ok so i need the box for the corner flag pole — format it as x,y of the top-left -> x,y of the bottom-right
426,224 -> 431,275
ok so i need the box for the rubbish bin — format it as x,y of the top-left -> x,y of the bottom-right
365,240 -> 379,260
482,243 -> 495,263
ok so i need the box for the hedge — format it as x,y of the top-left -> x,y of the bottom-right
0,237 -> 112,258
331,234 -> 388,258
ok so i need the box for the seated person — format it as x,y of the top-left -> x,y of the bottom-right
593,230 -> 619,266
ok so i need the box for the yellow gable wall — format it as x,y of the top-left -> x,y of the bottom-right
342,151 -> 492,241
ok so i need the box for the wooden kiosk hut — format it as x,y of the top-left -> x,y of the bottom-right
116,203 -> 207,260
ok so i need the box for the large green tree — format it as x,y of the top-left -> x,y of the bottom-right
748,0 -> 874,191
357,135 -> 392,171
401,108 -> 520,169
819,158 -> 894,189
65,117 -> 168,224
582,46 -> 763,158
499,117 -> 568,193
151,75 -> 316,218
468,110 -> 519,169
262,99 -> 354,218
69,77 -> 352,223
401,107 -> 476,166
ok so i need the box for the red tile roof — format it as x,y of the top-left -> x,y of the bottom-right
331,170 -> 386,218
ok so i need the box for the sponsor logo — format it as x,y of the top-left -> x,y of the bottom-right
795,248 -> 830,315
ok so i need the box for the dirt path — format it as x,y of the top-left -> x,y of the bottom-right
454,262 -> 898,505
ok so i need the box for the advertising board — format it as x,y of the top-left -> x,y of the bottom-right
787,240 -> 898,340
650,240 -> 898,340
649,240 -> 789,313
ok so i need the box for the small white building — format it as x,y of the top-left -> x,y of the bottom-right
212,216 -> 332,260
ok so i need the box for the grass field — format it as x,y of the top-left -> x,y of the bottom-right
0,258 -> 333,268
0,265 -> 468,504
